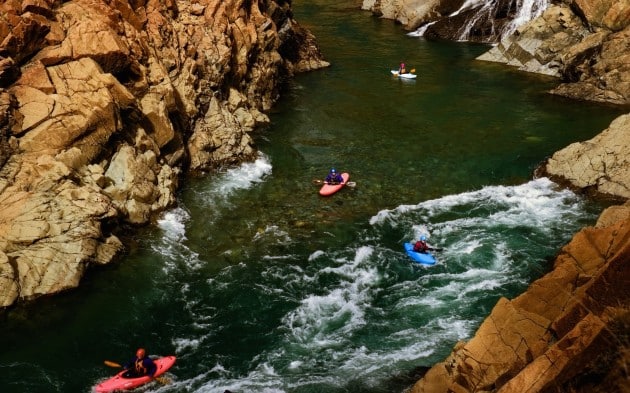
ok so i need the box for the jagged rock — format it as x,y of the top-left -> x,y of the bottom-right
540,114 -> 630,199
476,4 -> 591,77
361,0 -> 464,31
475,1 -> 630,105
550,25 -> 630,104
0,0 -> 328,307
0,57 -> 21,88
573,0 -> 630,31
411,216 -> 630,393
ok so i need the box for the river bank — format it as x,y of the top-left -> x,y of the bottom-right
360,0 -> 630,391
0,0 -> 329,308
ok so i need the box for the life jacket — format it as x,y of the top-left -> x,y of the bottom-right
134,357 -> 147,375
414,241 -> 427,252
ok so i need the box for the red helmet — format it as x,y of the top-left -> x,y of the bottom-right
136,348 -> 146,358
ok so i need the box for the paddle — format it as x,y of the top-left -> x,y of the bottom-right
394,68 -> 415,75
312,179 -> 356,187
104,360 -> 170,385
428,247 -> 444,252
104,360 -> 122,368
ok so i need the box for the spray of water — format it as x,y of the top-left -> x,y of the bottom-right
150,174 -> 595,392
411,0 -> 548,42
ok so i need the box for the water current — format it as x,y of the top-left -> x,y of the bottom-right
0,1 -> 626,392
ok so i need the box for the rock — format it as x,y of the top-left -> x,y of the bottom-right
573,0 -> 630,31
410,215 -> 630,393
540,114 -> 630,200
474,2 -> 630,105
476,4 -> 591,77
0,0 -> 328,307
550,26 -> 630,105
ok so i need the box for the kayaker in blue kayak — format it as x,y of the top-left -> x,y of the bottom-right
413,236 -> 429,253
325,168 -> 344,185
123,348 -> 157,378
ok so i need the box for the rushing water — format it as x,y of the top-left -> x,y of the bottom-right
0,2 -> 625,393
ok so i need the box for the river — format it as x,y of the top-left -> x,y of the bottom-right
0,1 -> 625,392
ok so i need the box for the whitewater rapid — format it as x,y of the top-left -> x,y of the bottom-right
147,155 -> 594,392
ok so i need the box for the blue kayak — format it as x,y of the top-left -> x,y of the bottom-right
404,243 -> 437,266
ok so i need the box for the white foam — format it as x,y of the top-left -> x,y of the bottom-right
172,337 -> 201,352
161,177 -> 594,392
199,152 -> 272,202
157,207 -> 189,243
153,207 -> 204,272
253,225 -> 292,244
308,250 -> 326,261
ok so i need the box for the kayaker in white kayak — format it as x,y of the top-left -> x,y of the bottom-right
325,168 -> 344,185
398,62 -> 406,74
123,348 -> 157,378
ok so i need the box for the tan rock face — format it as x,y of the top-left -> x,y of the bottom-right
475,1 -> 630,105
0,0 -> 328,307
411,216 -> 630,393
370,0 -> 630,104
541,114 -> 630,200
574,0 -> 630,31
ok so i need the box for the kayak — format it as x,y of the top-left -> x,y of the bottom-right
391,70 -> 417,79
319,172 -> 350,196
404,242 -> 436,266
95,356 -> 176,393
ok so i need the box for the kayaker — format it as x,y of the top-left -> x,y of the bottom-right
398,62 -> 406,74
123,348 -> 157,378
325,168 -> 344,184
413,236 -> 429,253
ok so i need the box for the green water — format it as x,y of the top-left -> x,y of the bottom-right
0,2 -> 625,393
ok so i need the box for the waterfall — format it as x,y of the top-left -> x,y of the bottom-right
412,0 -> 548,42
501,0 -> 548,38
449,0 -> 500,42
454,0 -> 549,41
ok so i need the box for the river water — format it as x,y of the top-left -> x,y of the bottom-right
0,1 -> 625,393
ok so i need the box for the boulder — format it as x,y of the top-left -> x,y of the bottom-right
541,114 -> 630,200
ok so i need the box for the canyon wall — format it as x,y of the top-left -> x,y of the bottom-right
0,0 -> 329,307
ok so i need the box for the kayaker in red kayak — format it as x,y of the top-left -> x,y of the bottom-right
123,348 -> 157,378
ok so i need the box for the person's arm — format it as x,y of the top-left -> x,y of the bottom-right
146,358 -> 158,377
123,358 -> 133,370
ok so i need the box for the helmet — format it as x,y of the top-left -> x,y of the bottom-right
330,168 -> 336,173
136,348 -> 146,358
420,235 -> 426,241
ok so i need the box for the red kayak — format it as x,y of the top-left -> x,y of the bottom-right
95,356 -> 176,393
319,173 -> 350,196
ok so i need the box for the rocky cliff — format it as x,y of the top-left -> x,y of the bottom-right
409,202 -> 630,393
364,0 -> 630,391
363,0 -> 630,106
0,0 -> 329,308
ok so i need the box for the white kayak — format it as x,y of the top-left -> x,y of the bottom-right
391,70 -> 417,79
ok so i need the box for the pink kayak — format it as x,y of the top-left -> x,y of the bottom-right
95,356 -> 176,392
319,173 -> 350,196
